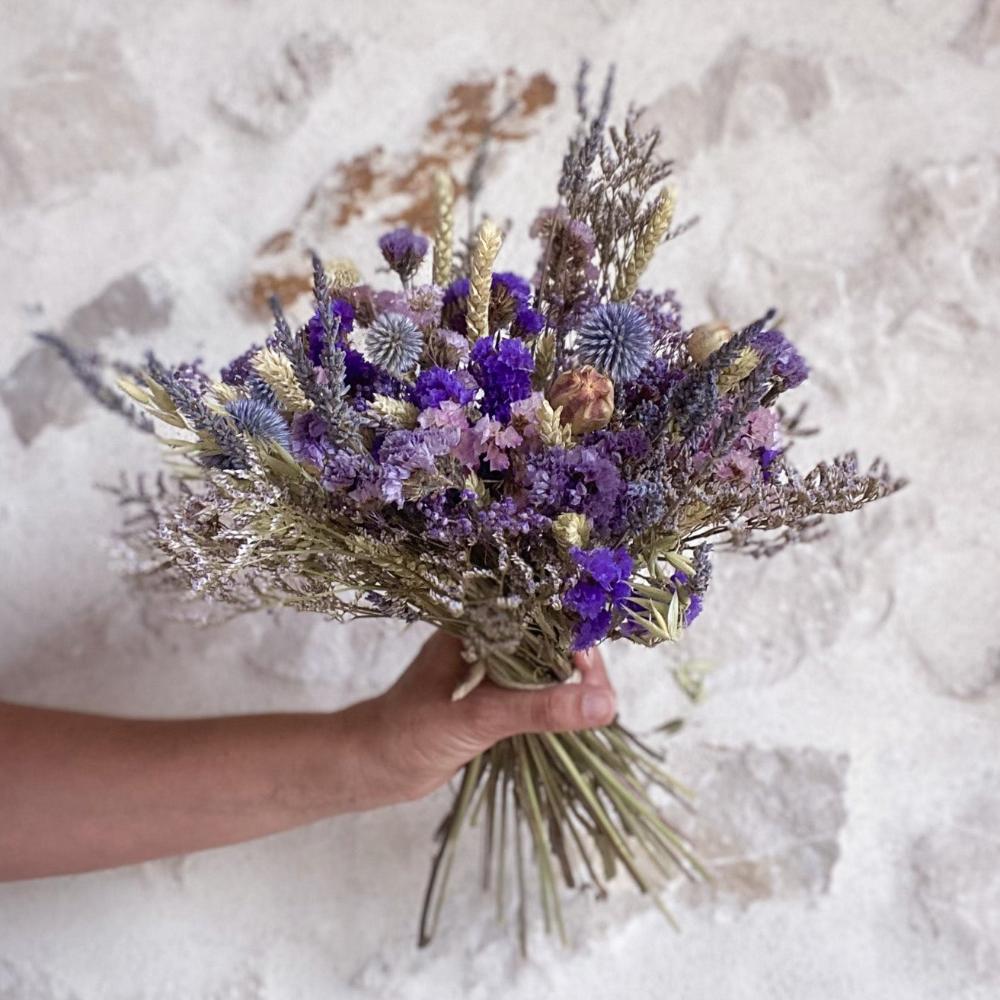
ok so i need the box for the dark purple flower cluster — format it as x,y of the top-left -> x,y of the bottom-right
307,299 -> 355,364
581,427 -> 651,462
378,227 -> 429,282
290,411 -> 332,468
290,411 -> 371,492
522,444 -> 624,536
631,288 -> 684,354
752,327 -> 809,388
413,490 -> 476,544
469,336 -> 534,421
669,571 -> 704,626
620,357 -> 685,438
476,497 -> 552,540
441,272 -> 542,338
410,366 -> 475,410
563,546 -> 634,649
220,344 -> 262,386
440,277 -> 471,335
342,346 -> 402,403
512,305 -> 545,338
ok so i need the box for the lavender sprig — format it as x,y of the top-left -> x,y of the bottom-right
36,332 -> 154,434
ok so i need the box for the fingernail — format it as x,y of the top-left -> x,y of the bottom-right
581,690 -> 614,726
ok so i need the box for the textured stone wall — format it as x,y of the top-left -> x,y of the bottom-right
2,2 -> 999,997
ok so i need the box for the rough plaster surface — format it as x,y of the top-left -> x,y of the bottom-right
1,1 -> 998,997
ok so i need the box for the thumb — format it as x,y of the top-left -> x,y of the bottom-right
467,676 -> 617,744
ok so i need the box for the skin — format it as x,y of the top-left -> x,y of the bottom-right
0,631 -> 616,882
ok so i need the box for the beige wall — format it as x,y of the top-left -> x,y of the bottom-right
1,1 -> 998,997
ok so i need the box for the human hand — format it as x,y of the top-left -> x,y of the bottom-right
0,632 -> 616,879
351,631 -> 618,806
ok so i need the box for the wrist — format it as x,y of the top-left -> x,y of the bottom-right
325,697 -> 418,812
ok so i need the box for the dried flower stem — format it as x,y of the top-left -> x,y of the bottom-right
612,187 -> 674,301
466,219 -> 503,342
432,171 -> 456,286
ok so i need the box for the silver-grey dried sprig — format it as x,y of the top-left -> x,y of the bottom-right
36,332 -> 155,434
267,295 -> 363,451
144,352 -> 251,469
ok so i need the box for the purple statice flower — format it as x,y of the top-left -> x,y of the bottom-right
751,327 -> 809,388
307,299 -> 355,364
339,346 -> 404,404
631,288 -> 684,355
290,412 -> 371,491
574,611 -> 614,650
378,227 -> 429,282
476,497 -> 552,541
440,277 -> 471,335
221,344 -> 262,386
522,444 -> 624,537
492,271 -> 532,306
404,284 -> 444,330
415,490 -> 477,544
577,302 -> 653,383
685,593 -> 704,626
563,546 -> 634,650
454,416 -> 523,472
373,426 -> 460,505
512,306 -> 545,338
172,359 -> 212,392
488,271 -> 532,330
441,273 -> 536,336
469,336 -> 534,421
290,411 -> 331,467
410,366 -> 475,410
669,571 -> 705,627
760,446 -> 781,482
581,426 -> 651,462
322,449 -> 370,493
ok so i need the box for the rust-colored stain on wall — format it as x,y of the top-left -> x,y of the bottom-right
245,70 -> 557,318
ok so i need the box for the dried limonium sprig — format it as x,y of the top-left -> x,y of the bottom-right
44,62 -> 902,954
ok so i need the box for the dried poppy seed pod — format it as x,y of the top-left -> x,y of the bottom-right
547,366 -> 615,435
687,322 -> 733,364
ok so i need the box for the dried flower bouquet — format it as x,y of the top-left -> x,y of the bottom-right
48,65 -> 901,948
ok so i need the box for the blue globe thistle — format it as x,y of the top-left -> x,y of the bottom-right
365,312 -> 424,376
576,302 -> 653,383
225,398 -> 291,450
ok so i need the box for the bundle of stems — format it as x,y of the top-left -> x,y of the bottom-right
418,645 -> 707,950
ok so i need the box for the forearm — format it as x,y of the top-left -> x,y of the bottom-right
0,699 -> 385,881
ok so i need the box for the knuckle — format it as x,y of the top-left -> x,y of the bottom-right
466,694 -> 504,741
